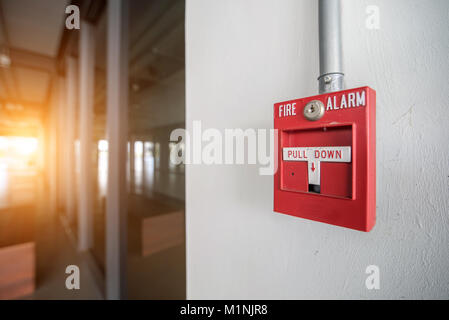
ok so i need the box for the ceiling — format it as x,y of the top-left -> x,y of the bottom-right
93,0 -> 185,136
0,0 -> 185,137
129,0 -> 185,83
1,0 -> 68,56
0,0 -> 68,134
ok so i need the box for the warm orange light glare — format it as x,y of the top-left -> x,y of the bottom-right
0,137 -> 39,156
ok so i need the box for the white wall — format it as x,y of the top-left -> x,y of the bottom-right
186,0 -> 449,299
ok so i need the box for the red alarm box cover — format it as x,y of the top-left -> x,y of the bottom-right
273,86 -> 376,232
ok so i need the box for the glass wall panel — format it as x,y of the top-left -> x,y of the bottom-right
127,0 -> 186,299
92,9 -> 108,275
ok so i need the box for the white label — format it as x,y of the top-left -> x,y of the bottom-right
283,146 -> 351,186
325,91 -> 366,111
278,103 -> 297,118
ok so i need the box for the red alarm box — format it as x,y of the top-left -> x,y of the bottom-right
273,87 -> 376,232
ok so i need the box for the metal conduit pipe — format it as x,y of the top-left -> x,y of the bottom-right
318,0 -> 344,93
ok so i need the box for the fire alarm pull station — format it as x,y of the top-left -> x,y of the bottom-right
273,87 -> 376,232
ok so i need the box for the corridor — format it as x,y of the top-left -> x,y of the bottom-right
0,0 -> 186,300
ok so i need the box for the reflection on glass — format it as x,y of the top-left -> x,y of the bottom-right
98,140 -> 108,199
127,0 -> 186,299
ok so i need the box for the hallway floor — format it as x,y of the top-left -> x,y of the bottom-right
31,213 -> 103,300
1,147 -> 186,299
0,165 -> 103,299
